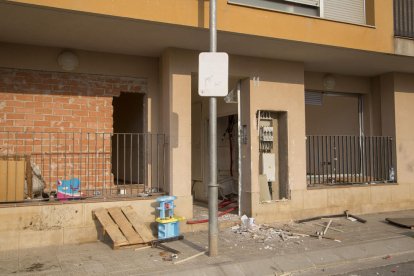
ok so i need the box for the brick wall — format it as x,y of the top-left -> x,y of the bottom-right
0,68 -> 148,198
0,67 -> 147,133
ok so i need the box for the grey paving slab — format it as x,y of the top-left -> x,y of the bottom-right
273,253 -> 315,272
387,236 -> 414,252
305,249 -> 344,266
333,245 -> 373,260
237,258 -> 281,276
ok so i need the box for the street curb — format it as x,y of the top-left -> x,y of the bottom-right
156,235 -> 414,276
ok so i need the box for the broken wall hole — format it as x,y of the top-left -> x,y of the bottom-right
218,115 -> 239,198
257,110 -> 289,202
112,92 -> 146,186
190,74 -> 244,205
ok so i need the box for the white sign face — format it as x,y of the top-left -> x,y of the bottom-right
198,52 -> 229,97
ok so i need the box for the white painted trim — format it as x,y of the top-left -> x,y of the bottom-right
319,0 -> 324,18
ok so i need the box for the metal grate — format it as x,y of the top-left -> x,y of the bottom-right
394,0 -> 414,39
306,135 -> 395,186
0,132 -> 166,203
305,91 -> 323,106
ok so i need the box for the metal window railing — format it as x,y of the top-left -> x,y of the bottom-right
0,132 -> 166,203
306,135 -> 395,186
394,0 -> 414,39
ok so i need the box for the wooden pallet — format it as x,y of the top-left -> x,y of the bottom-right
93,206 -> 155,249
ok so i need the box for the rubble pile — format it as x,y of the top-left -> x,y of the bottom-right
225,215 -> 309,250
231,223 -> 307,243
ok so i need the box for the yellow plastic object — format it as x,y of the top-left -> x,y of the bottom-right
156,216 -> 186,224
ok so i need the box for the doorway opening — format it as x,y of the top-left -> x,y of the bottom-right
112,92 -> 145,188
190,74 -> 243,221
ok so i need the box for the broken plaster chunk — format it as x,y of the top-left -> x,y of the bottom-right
231,225 -> 240,231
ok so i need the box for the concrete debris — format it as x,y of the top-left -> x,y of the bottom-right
313,222 -> 344,232
231,225 -> 240,231
386,217 -> 414,229
298,210 -> 367,224
174,251 -> 206,265
231,222 -> 307,243
160,252 -> 178,262
347,217 -> 357,222
322,219 -> 333,235
241,214 -> 257,230
310,234 -> 341,242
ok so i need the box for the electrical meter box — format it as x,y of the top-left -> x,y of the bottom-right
257,110 -> 289,201
260,126 -> 274,142
261,153 -> 276,182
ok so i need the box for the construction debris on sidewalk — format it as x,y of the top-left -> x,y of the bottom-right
386,217 -> 414,229
223,215 -> 311,250
222,212 -> 370,248
296,210 -> 367,224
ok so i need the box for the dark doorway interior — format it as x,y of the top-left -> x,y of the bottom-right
112,92 -> 145,185
113,92 -> 144,133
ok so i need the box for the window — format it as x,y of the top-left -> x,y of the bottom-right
228,0 -> 367,25
228,0 -> 319,17
394,0 -> 414,38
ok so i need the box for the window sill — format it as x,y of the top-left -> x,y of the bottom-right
395,36 -> 414,41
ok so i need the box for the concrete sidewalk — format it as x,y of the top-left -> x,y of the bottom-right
1,209 -> 414,275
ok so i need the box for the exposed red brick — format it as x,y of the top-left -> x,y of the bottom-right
35,108 -> 53,115
34,120 -> 50,127
15,107 -> 35,114
26,114 -> 45,121
0,68 -> 146,134
53,109 -> 72,116
72,110 -> 89,117
6,114 -> 25,120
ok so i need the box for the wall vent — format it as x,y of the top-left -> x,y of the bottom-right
305,91 -> 323,105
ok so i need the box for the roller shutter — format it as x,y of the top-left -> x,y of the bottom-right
322,0 -> 366,25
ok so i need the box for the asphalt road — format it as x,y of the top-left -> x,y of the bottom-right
337,261 -> 414,276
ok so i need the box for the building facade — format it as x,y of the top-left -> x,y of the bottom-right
1,0 -> 414,250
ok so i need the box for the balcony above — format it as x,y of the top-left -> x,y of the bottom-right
4,0 -> 394,54
1,1 -> 414,76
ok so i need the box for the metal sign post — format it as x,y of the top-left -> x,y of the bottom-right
208,0 -> 218,257
198,0 -> 228,257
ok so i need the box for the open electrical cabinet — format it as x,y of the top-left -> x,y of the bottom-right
257,110 -> 289,202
